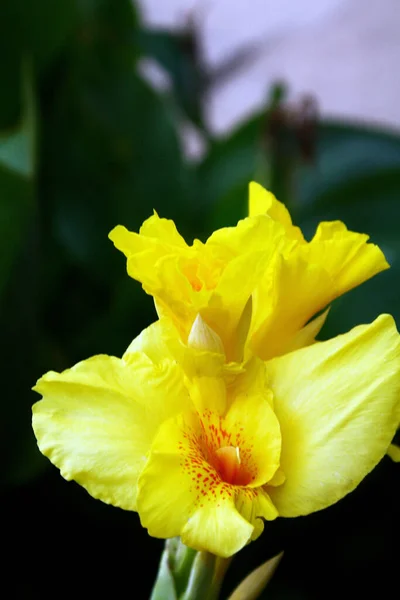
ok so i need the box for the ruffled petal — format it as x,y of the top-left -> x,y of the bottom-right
265,314 -> 400,516
247,187 -> 389,359
111,216 -> 283,354
139,212 -> 188,247
251,218 -> 389,360
308,221 -> 389,295
110,213 -> 187,257
251,254 -> 333,360
248,181 -> 304,241
206,212 -> 289,258
110,187 -> 389,365
32,353 -> 188,510
109,220 -> 194,318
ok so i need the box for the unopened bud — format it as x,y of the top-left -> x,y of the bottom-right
188,314 -> 224,354
228,553 -> 283,600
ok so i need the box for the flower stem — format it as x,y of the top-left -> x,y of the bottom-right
179,551 -> 217,600
208,556 -> 233,600
150,539 -> 232,600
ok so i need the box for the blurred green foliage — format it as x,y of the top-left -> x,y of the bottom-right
1,1 -> 399,598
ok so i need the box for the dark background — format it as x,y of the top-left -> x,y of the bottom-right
1,1 -> 399,597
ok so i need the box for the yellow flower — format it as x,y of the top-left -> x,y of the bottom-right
32,314 -> 400,557
109,182 -> 388,361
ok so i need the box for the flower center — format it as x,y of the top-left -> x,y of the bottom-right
214,445 -> 251,485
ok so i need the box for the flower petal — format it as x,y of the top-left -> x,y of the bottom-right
109,220 -> 193,318
32,353 -> 188,510
110,188 -> 389,367
138,212 -> 188,247
202,250 -> 271,359
265,314 -> 400,517
248,181 -> 304,241
123,318 -> 175,364
126,319 -> 229,408
309,221 -> 389,294
248,200 -> 389,360
110,213 -> 187,257
202,214 -> 294,359
251,218 -> 389,360
187,375 -> 227,414
225,393 -> 281,487
235,487 -> 278,541
137,413 -> 215,540
251,254 -> 333,360
285,308 -> 330,353
181,499 -> 254,557
206,212 -> 288,258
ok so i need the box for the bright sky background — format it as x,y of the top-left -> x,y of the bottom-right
138,0 -> 400,135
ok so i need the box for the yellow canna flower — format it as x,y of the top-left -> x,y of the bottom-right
32,313 -> 400,557
109,182 -> 388,361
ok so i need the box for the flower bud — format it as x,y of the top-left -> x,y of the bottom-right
188,314 -> 224,354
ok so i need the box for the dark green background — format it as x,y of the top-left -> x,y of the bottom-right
1,1 -> 399,597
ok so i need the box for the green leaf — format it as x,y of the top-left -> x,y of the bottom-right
180,552 -> 217,600
150,544 -> 178,600
0,0 -> 78,128
195,112 -> 264,233
0,61 -> 36,297
296,122 -> 400,220
44,70 -> 192,274
35,2 -> 194,360
0,60 -> 43,486
139,29 -> 204,129
40,1 -> 192,278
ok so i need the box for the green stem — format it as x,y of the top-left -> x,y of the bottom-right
150,539 -> 232,600
171,539 -> 197,594
179,551 -> 217,600
150,544 -> 178,600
